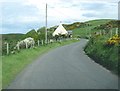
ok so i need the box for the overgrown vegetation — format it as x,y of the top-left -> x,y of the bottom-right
84,35 -> 119,75
83,20 -> 119,75
2,39 -> 79,88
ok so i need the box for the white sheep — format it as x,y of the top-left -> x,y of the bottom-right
16,37 -> 35,50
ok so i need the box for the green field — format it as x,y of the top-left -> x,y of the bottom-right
2,39 -> 79,88
73,19 -> 113,38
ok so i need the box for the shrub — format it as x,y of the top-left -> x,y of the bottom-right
84,35 -> 119,75
106,34 -> 120,46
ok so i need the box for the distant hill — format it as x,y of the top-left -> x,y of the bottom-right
2,19 -> 118,42
2,33 -> 25,42
48,22 -> 89,31
72,19 -> 118,38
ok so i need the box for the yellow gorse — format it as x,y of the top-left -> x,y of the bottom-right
106,34 -> 120,46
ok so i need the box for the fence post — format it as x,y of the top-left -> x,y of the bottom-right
17,42 -> 20,51
116,28 -> 118,35
25,42 -> 28,49
41,40 -> 43,45
38,40 -> 40,46
6,42 -> 9,55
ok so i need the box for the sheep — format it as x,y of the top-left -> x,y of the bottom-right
15,37 -> 35,50
24,37 -> 35,48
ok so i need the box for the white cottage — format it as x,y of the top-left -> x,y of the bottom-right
52,23 -> 68,36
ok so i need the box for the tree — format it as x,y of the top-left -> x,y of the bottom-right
37,27 -> 46,41
24,29 -> 39,41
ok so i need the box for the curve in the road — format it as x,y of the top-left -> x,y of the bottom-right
7,39 -> 118,89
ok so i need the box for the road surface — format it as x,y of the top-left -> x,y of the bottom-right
7,39 -> 118,89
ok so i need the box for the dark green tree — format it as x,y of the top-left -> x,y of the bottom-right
24,29 -> 39,41
37,27 -> 46,41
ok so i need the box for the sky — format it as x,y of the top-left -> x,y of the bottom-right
0,0 -> 119,34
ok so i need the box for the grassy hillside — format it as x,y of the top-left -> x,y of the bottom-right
2,33 -> 24,41
72,19 -> 113,38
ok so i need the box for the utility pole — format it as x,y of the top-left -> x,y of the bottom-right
45,3 -> 48,44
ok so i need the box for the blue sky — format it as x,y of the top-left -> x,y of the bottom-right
0,0 -> 119,34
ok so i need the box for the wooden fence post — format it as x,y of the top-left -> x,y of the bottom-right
116,28 -> 118,35
25,42 -> 28,49
17,42 -> 20,51
6,42 -> 9,55
38,40 -> 40,46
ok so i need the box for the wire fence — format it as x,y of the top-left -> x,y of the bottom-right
2,37 -> 74,56
2,39 -> 53,56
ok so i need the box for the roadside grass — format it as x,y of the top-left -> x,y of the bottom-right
2,39 -> 79,88
84,35 -> 119,75
74,19 -> 119,76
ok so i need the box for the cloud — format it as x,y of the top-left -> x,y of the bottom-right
1,0 -> 119,34
81,3 -> 106,10
82,13 -> 98,18
1,2 -> 39,20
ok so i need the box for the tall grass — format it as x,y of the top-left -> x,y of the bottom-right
84,35 -> 119,75
2,39 -> 79,88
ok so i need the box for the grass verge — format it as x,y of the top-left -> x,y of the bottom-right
84,36 -> 119,75
2,39 -> 79,88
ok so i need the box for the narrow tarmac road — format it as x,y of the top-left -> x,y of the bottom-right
7,39 -> 118,89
